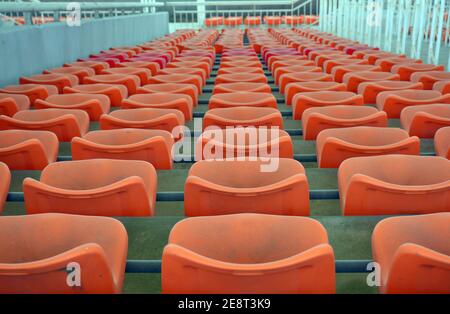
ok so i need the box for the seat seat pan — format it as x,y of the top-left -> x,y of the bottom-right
63,84 -> 127,107
400,104 -> 450,138
411,71 -> 450,90
209,92 -> 277,109
0,162 -> 10,214
343,71 -> 400,92
203,107 -> 283,129
147,74 -> 203,95
280,72 -> 333,94
212,82 -> 271,94
101,67 -> 152,85
357,80 -> 424,104
331,65 -> 382,83
0,93 -> 30,116
19,74 -> 79,93
83,74 -> 140,95
435,126 -> 450,159
317,126 -> 420,168
285,82 -> 347,106
274,66 -> 322,85
0,84 -> 58,105
0,130 -> 58,170
215,73 -> 268,85
138,83 -> 198,105
64,61 -> 110,75
23,159 -> 157,216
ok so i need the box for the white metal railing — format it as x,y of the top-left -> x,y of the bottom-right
166,0 -> 320,28
320,0 -> 450,69
0,2 -> 164,25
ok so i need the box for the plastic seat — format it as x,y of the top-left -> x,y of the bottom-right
339,155 -> 449,215
400,104 -> 450,138
267,55 -> 307,70
185,159 -> 309,216
35,94 -> 110,121
205,17 -> 223,27
167,61 -> 211,77
147,74 -> 203,95
433,80 -> 450,94
220,61 -> 262,68
317,127 -> 420,168
376,90 -> 450,118
280,72 -> 333,94
215,73 -> 268,85
0,130 -> 58,170
375,57 -> 422,72
101,67 -> 152,85
343,71 -> 400,93
274,66 -> 322,85
217,67 -> 264,76
292,91 -> 364,120
302,106 -> 388,140
357,81 -> 424,104
23,159 -> 157,216
271,60 -> 315,74
209,92 -> 277,109
0,93 -> 30,116
372,213 -> 450,294
100,108 -> 184,137
435,127 -> 450,159
0,109 -> 89,141
0,84 -> 58,105
83,74 -> 140,95
331,65 -> 382,83
411,71 -> 450,90
212,82 -> 271,94
0,162 -> 10,213
72,129 -> 174,169
203,107 -> 283,130
196,128 -> 293,160
63,84 -> 127,107
162,213 -> 335,293
122,93 -> 193,120
244,16 -> 261,26
224,16 -> 243,27
158,68 -> 206,85
285,82 -> 347,106
44,66 -> 95,82
391,63 -> 445,81
118,61 -> 160,76
20,74 -> 79,93
64,61 -> 110,75
323,58 -> 369,74
137,83 -> 198,105
0,213 -> 127,293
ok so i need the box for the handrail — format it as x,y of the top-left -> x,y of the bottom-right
0,2 -> 164,13
167,1 -> 295,7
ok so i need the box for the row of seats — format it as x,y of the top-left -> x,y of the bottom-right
0,212 -> 447,293
204,15 -> 319,27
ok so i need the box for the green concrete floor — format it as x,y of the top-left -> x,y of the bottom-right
1,56 -> 438,294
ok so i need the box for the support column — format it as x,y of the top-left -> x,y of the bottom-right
197,0 -> 206,27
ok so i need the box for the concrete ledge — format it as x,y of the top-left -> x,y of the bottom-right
0,12 -> 169,86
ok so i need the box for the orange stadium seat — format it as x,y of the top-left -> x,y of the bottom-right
185,159 -> 309,216
0,109 -> 89,141
339,155 -> 450,215
23,159 -> 157,216
302,106 -> 388,140
63,84 -> 127,107
271,60 -> 315,73
323,58 -> 370,74
274,66 -> 322,85
0,213 -> 128,294
162,214 -> 335,293
212,82 -> 272,94
343,71 -> 400,93
0,93 -> 30,116
167,61 -> 211,77
147,74 -> 203,95
0,84 -> 58,105
435,127 -> 450,159
0,130 -> 58,170
292,91 -> 364,120
72,129 -> 174,169
217,67 -> 264,75
137,83 -> 198,105
34,94 -> 110,121
19,73 -> 79,93
209,92 -> 277,109
372,213 -> 450,293
64,61 -> 110,75
100,108 -> 184,137
0,162 -> 10,213
433,80 -> 450,94
267,55 -> 308,71
280,72 -> 333,94
357,81 -> 423,104
203,107 -> 283,130
316,126 -> 420,168
391,63 -> 445,81
101,67 -> 152,85
196,128 -> 293,160
83,74 -> 140,95
285,81 -> 347,106
219,61 -> 262,68
215,73 -> 268,84
411,71 -> 450,90
122,93 -> 193,120
331,65 -> 382,83
374,57 -> 422,72
118,61 -> 160,76
44,66 -> 95,82
376,90 -> 450,118
400,104 -> 450,138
